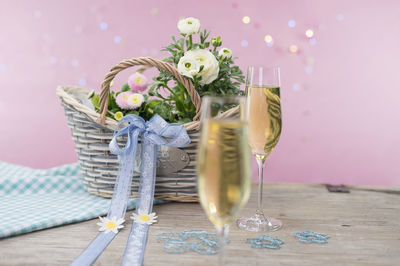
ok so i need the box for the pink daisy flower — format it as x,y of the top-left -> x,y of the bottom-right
128,73 -> 148,92
116,91 -> 133,109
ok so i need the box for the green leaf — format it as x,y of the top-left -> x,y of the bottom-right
121,83 -> 131,92
91,94 -> 100,110
177,118 -> 192,124
108,91 -> 119,110
153,102 -> 174,121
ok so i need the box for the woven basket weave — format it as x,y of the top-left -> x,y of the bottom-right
57,57 -> 238,202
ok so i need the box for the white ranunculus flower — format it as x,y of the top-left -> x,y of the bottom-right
219,47 -> 232,59
177,17 -> 201,35
185,49 -> 219,85
177,55 -> 201,79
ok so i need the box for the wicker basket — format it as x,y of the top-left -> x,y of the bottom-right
57,57 -> 237,202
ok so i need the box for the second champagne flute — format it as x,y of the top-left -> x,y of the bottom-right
237,66 -> 283,232
197,96 -> 251,265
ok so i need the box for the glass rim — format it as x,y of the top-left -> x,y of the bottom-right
247,66 -> 280,70
201,95 -> 247,121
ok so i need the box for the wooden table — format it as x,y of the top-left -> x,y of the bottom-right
1,183 -> 399,265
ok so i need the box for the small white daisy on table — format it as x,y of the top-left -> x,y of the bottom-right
97,216 -> 125,234
131,209 -> 158,225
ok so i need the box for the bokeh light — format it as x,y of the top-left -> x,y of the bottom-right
49,56 -> 57,64
242,16 -> 250,24
150,8 -> 159,15
337,14 -> 344,21
305,29 -> 314,38
34,10 -> 41,18
292,83 -> 301,91
264,35 -> 273,43
288,20 -> 296,28
100,22 -> 108,30
42,34 -> 50,41
140,48 -> 148,55
241,40 -> 249,47
114,36 -> 122,44
71,59 -> 79,67
289,45 -> 298,53
309,38 -> 317,46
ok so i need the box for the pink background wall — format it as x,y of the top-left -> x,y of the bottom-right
1,0 -> 399,186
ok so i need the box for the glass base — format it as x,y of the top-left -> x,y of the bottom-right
236,212 -> 282,232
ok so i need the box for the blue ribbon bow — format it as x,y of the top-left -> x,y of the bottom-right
71,114 -> 190,266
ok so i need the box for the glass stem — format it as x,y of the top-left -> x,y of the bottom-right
216,224 -> 229,266
256,157 -> 266,216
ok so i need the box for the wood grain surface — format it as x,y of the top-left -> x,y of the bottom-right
1,183 -> 399,265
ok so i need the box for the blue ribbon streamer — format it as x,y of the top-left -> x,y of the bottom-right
70,114 -> 190,266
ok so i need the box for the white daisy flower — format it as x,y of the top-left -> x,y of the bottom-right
97,216 -> 125,234
127,93 -> 145,109
131,209 -> 158,225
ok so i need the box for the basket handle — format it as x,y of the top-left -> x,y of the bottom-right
98,57 -> 202,123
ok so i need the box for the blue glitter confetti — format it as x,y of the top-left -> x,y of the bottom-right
100,22 -> 108,30
337,14 -> 344,22
156,230 -> 229,255
246,235 -> 284,249
241,40 -> 248,47
305,66 -> 313,74
266,41 -> 274,47
293,231 -> 329,244
288,20 -> 296,28
309,38 -> 317,46
71,59 -> 79,67
114,36 -> 122,44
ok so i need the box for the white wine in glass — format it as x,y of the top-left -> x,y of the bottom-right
237,66 -> 282,232
197,96 -> 251,265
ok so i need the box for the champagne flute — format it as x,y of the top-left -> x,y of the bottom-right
237,66 -> 282,232
197,96 -> 251,265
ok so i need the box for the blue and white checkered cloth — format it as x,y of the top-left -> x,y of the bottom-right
0,161 -> 139,239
